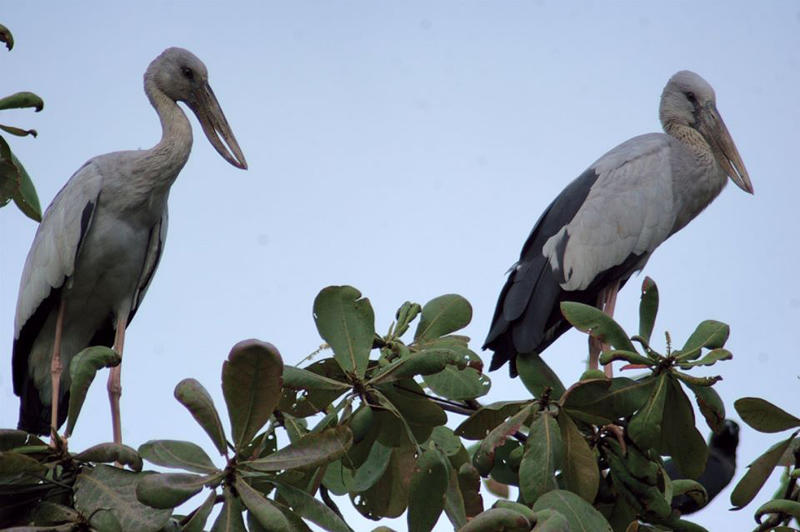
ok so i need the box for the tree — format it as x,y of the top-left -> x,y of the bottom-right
1,280 -> 798,531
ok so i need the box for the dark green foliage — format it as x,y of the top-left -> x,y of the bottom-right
0,25 -> 42,221
729,398 -> 800,529
1,280 -> 796,531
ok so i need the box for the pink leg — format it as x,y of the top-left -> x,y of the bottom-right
49,298 -> 66,443
108,313 -> 127,444
588,280 -> 621,377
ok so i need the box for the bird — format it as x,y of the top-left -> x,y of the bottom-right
11,47 -> 247,442
483,70 -> 753,376
664,419 -> 739,514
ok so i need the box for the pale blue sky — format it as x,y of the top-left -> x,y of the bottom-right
2,2 -> 799,530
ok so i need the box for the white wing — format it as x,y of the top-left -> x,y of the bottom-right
14,160 -> 104,338
542,133 -> 677,291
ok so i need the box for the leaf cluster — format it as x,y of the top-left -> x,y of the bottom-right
0,23 -> 42,222
730,398 -> 800,531
0,279 -> 794,532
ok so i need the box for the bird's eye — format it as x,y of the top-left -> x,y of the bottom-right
686,91 -> 697,103
181,66 -> 194,80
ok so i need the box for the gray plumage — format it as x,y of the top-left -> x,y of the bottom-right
485,71 -> 753,375
12,47 -> 247,434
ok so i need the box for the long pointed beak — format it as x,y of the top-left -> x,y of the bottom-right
700,103 -> 753,194
190,83 -> 248,170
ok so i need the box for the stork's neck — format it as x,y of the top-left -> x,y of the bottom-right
663,121 -> 727,232
663,122 -> 708,153
143,79 -> 193,191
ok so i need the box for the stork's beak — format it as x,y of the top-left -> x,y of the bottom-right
190,83 -> 248,170
699,103 -> 753,194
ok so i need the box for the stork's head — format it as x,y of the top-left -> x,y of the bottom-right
145,47 -> 247,169
660,70 -> 752,194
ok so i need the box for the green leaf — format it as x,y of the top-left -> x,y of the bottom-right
138,440 -> 218,474
562,377 -> 654,425
670,479 -> 708,511
321,460 -> 352,496
246,506 -> 313,532
493,500 -> 537,523
73,465 -> 171,532
519,413 -> 563,504
678,348 -> 732,368
368,348 -> 469,385
174,378 -> 228,455
0,429 -> 44,451
373,381 -> 447,447
414,294 -> 472,341
455,401 -> 531,440
234,475 -> 293,532
516,353 -> 566,400
135,472 -> 208,509
182,490 -> 218,532
730,432 -> 799,508
735,397 -> 800,433
443,465 -> 467,529
279,358 -> 349,418
313,286 -> 375,378
489,439 -> 523,486
560,302 -> 637,352
282,365 -> 349,392
275,480 -> 351,532
660,378 -> 707,479
351,445 -> 415,519
10,152 -> 42,222
458,463 -> 484,518
473,405 -> 532,476
66,346 -> 121,436
457,508 -> 531,532
638,277 -> 659,343
89,510 -> 123,532
222,339 -> 283,450
394,301 -> 422,338
0,124 -> 37,137
558,412 -> 599,503
678,320 -> 729,360
532,490 -> 612,531
0,450 -> 47,475
244,425 -> 352,472
323,440 -> 394,496
531,508 -> 570,531
423,366 -> 490,401
0,151 -> 19,206
210,487 -> 246,532
686,382 -> 725,432
598,349 -> 653,367
73,442 -> 143,471
350,440 -> 393,492
754,499 -> 800,524
407,449 -> 449,532
30,501 -> 82,526
0,24 -> 13,50
627,373 -> 668,450
0,91 -> 44,111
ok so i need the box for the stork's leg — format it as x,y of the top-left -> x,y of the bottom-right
588,280 -> 621,377
49,298 -> 67,443
108,313 -> 128,444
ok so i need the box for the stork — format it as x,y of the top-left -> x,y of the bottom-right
484,71 -> 752,376
12,47 -> 247,443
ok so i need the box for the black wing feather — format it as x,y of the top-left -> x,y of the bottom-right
483,168 -> 600,375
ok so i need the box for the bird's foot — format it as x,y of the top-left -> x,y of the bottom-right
49,429 -> 69,454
